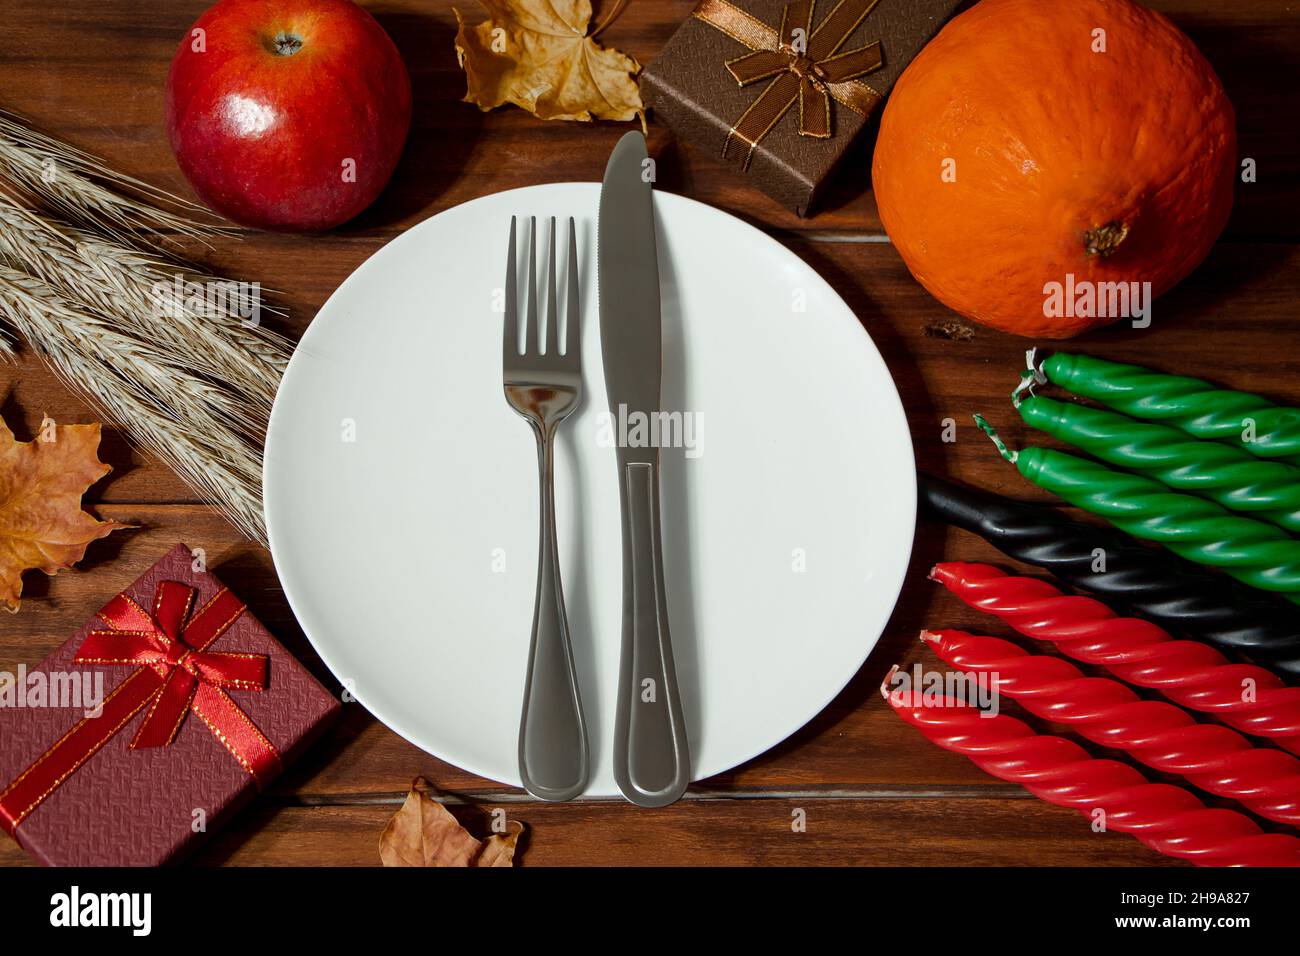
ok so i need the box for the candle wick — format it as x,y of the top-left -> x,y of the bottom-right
1025,346 -> 1051,381
974,414 -> 1018,463
1012,348 -> 1050,408
1011,371 -> 1036,408
880,664 -> 900,700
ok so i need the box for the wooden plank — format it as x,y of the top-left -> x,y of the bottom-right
1,502 -> 1284,800
2,0 -> 1298,869
1,236 -> 1295,793
0,0 -> 1293,239
198,797 -> 1188,866
1,236 -> 1297,800
0,796 -> 1182,867
789,238 -> 1300,489
5,239 -> 1299,504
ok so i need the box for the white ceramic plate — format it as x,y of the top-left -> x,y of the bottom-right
264,183 -> 915,796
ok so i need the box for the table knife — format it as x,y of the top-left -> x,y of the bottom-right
597,131 -> 691,808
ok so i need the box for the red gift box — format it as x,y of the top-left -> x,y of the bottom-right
0,544 -> 339,865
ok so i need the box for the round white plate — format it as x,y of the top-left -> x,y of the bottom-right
264,183 -> 915,796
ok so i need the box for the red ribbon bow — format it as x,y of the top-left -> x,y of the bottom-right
0,581 -> 281,835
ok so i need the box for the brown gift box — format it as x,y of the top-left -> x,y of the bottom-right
641,0 -> 961,216
0,544 -> 340,866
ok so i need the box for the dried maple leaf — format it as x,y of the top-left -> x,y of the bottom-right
454,0 -> 643,123
0,414 -> 124,612
380,777 -> 524,867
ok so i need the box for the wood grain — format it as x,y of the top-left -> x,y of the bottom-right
0,797 -> 1186,867
5,240 -> 1298,503
0,0 -> 1295,240
0,0 -> 1297,867
0,505 -> 1163,795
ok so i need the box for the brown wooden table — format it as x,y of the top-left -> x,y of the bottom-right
1,0 -> 1297,866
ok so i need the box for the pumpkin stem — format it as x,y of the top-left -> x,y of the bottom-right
1084,221 -> 1130,258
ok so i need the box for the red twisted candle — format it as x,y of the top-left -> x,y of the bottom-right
924,629 -> 1300,826
931,562 -> 1300,752
882,672 -> 1300,866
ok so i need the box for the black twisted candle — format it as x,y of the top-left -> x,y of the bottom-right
919,474 -> 1300,677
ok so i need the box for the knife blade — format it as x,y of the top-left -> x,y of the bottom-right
598,130 -> 691,807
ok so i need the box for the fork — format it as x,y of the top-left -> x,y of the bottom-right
503,215 -> 589,801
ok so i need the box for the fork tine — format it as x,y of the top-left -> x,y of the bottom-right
503,216 -> 517,361
525,216 -> 538,356
565,217 -> 579,359
545,217 -> 559,356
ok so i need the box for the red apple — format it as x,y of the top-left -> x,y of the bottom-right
165,0 -> 412,231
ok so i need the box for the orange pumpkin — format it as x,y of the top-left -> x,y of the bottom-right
871,0 -> 1236,338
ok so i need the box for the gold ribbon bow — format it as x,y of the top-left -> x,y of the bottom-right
693,0 -> 885,169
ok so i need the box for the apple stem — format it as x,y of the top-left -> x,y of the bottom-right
272,32 -> 303,56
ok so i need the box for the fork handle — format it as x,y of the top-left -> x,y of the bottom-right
613,460 -> 690,807
518,429 -> 589,801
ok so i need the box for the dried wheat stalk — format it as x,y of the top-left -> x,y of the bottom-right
0,110 -> 226,243
0,196 -> 290,421
0,266 -> 267,542
0,113 -> 291,545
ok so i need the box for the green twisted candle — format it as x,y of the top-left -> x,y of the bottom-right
975,415 -> 1300,604
1015,393 -> 1300,533
1040,353 -> 1300,465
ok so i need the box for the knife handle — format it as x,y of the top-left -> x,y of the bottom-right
613,460 -> 690,807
